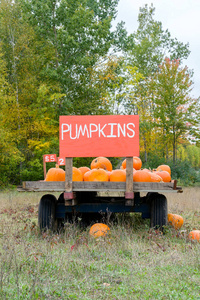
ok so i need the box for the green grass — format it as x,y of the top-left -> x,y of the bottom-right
0,189 -> 200,299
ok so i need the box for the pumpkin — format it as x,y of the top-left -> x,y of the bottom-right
88,168 -> 109,182
150,172 -> 163,182
110,169 -> 126,182
157,164 -> 171,175
122,156 -> 142,170
168,213 -> 184,230
188,230 -> 200,241
106,170 -> 112,181
72,167 -> 83,181
78,166 -> 91,176
133,170 -> 151,182
91,157 -> 112,171
89,223 -> 110,237
154,170 -> 171,182
83,170 -> 92,181
45,164 -> 65,181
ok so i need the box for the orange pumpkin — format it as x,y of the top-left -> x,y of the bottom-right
89,223 -> 110,237
91,157 -> 112,171
150,172 -> 163,182
72,167 -> 83,181
110,169 -> 126,182
45,164 -> 65,181
83,170 -> 92,181
133,170 -> 151,182
168,213 -> 184,230
122,156 -> 142,170
156,164 -> 171,175
106,170 -> 112,181
88,168 -> 109,181
155,170 -> 171,182
78,166 -> 91,176
188,230 -> 200,241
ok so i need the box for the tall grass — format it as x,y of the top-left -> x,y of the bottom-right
0,188 -> 200,299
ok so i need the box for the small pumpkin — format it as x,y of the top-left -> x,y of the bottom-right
157,164 -> 171,175
78,166 -> 91,176
89,223 -> 110,238
188,230 -> 200,241
45,164 -> 65,181
88,168 -> 109,182
122,156 -> 142,170
72,167 -> 83,181
155,170 -> 171,182
133,169 -> 151,182
110,169 -> 126,182
150,172 -> 163,182
91,157 -> 112,171
83,170 -> 92,181
168,213 -> 184,230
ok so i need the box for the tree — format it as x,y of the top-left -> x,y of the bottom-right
123,4 -> 191,162
126,4 -> 190,77
0,43 -> 23,185
0,0 -> 65,183
20,0 -> 122,115
148,58 -> 200,164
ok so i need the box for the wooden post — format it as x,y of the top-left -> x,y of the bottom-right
64,157 -> 74,202
125,156 -> 134,205
43,156 -> 47,180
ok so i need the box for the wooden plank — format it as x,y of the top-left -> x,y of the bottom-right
21,181 -> 182,192
125,157 -> 134,199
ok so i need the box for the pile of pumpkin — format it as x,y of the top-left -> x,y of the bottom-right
45,156 -> 200,241
45,156 -> 172,183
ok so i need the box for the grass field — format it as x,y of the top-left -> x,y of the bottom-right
0,188 -> 200,299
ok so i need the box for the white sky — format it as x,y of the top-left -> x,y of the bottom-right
113,0 -> 200,99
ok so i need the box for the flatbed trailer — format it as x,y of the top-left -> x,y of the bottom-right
19,157 -> 182,231
18,115 -> 182,231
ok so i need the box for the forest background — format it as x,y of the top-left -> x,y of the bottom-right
0,0 -> 200,187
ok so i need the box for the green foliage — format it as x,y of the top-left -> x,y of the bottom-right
171,160 -> 199,186
0,1 -> 199,186
126,4 -> 190,77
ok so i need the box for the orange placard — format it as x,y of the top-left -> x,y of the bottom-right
59,115 -> 139,157
43,154 -> 57,163
57,157 -> 65,166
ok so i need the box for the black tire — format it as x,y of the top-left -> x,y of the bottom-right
149,193 -> 168,230
38,194 -> 57,231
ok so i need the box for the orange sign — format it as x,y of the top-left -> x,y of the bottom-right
57,157 -> 65,166
59,115 -> 139,157
43,154 -> 57,162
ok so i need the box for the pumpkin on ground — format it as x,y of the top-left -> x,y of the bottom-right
110,169 -> 126,182
91,157 -> 112,171
72,167 -> 83,181
88,168 -> 109,181
89,223 -> 110,237
45,164 -> 65,181
133,169 -> 151,182
188,230 -> 200,241
168,213 -> 184,230
122,156 -> 142,170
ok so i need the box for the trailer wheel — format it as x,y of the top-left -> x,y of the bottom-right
38,194 -> 57,231
149,193 -> 168,230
